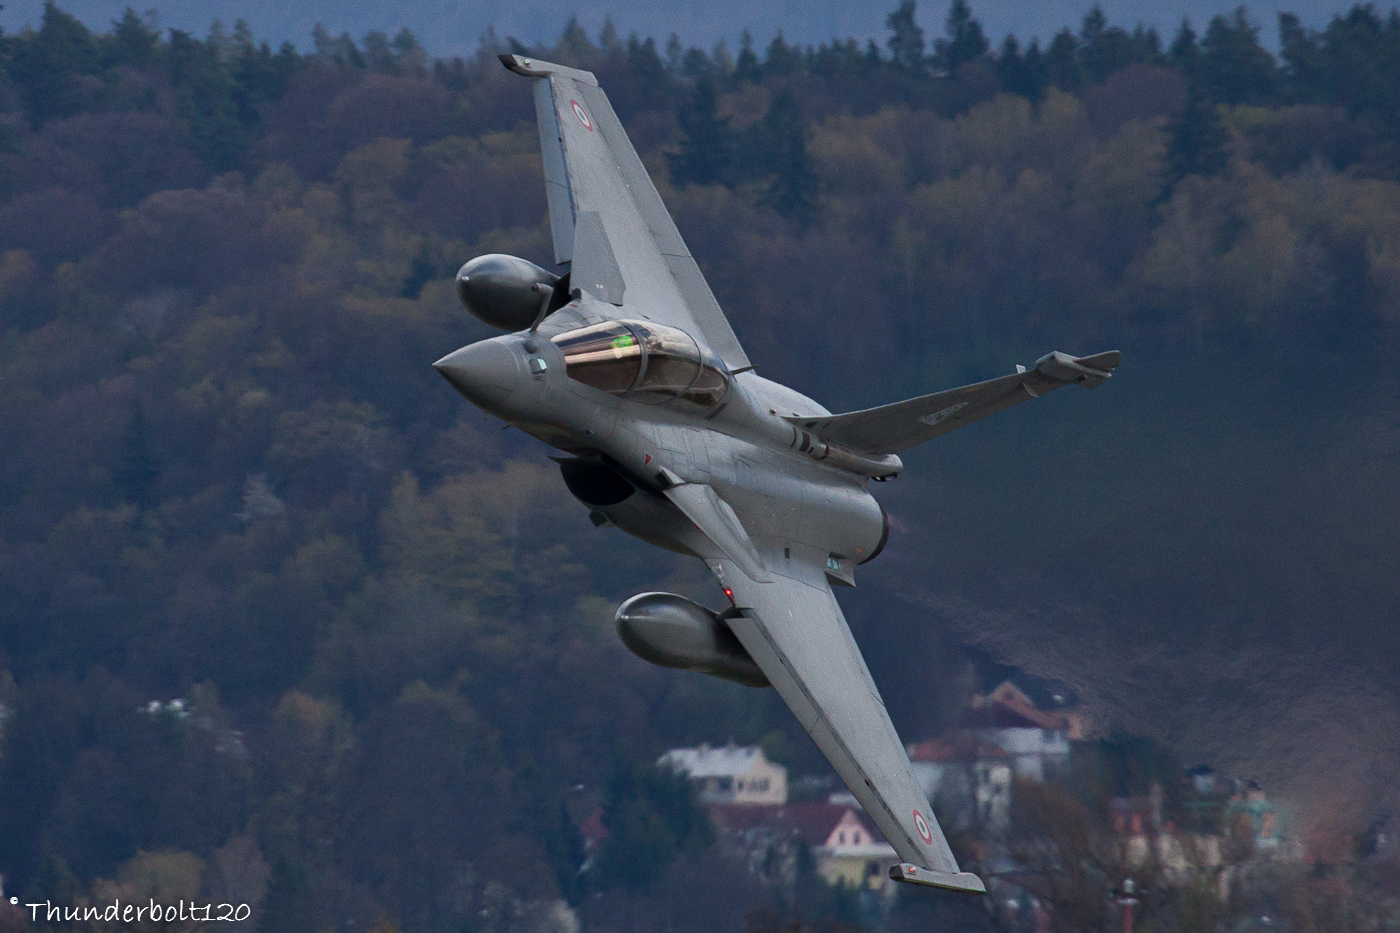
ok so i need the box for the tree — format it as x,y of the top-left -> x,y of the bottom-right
756,89 -> 819,227
764,31 -> 800,76
590,759 -> 710,890
997,34 -> 1044,99
885,0 -> 926,70
107,7 -> 160,68
1199,6 -> 1277,104
1169,17 -> 1201,80
9,1 -> 102,128
736,29 -> 761,82
116,407 -> 159,508
1079,5 -> 1154,82
1165,86 -> 1231,187
669,76 -> 734,187
1045,27 -> 1081,90
934,0 -> 989,72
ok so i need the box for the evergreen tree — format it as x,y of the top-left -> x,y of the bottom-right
1165,87 -> 1230,187
997,35 -> 1044,99
168,28 -> 246,170
1023,37 -> 1046,95
668,76 -> 733,187
885,0 -> 926,69
735,29 -> 760,81
591,760 -> 710,890
1078,5 -> 1143,82
1199,7 -> 1276,104
935,0 -> 989,72
1169,18 -> 1200,81
106,7 -> 160,68
1045,28 -> 1081,90
362,31 -> 398,74
623,34 -> 669,112
764,30 -> 799,75
664,32 -> 683,72
557,17 -> 594,66
757,89 -> 818,227
116,407 -> 159,508
10,1 -> 102,128
1278,12 -> 1320,100
1313,5 -> 1399,123
598,17 -> 620,52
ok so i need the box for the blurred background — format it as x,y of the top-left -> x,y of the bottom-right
1,1 -> 1399,930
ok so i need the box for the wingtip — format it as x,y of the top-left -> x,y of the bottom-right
889,864 -> 987,894
497,53 -> 599,85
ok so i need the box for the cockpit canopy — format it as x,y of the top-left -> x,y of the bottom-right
551,320 -> 730,411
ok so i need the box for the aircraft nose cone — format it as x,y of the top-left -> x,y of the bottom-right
433,340 -> 521,408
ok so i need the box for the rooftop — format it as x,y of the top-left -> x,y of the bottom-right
908,731 -> 1012,763
709,802 -> 887,849
658,742 -> 769,779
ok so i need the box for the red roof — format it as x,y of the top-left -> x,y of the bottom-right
908,731 -> 1011,763
708,802 -> 886,847
963,689 -> 1071,731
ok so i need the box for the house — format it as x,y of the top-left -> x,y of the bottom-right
658,742 -> 787,805
907,732 -> 1013,833
964,681 -> 1074,782
709,801 -> 898,891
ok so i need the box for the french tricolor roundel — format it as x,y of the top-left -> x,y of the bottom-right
570,99 -> 594,131
913,809 -> 934,844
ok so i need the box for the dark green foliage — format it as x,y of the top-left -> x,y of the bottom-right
1169,17 -> 1202,79
1079,5 -> 1161,82
764,32 -> 801,77
885,0 -> 926,70
996,35 -> 1045,100
107,8 -> 160,68
115,406 -> 158,507
1044,28 -> 1082,90
756,90 -> 819,226
10,1 -> 103,129
934,0 -> 989,72
735,30 -> 761,82
591,760 -> 711,890
258,858 -> 312,933
1199,7 -> 1277,104
1166,87 -> 1231,184
669,76 -> 733,187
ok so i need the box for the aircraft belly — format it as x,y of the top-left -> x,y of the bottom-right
723,445 -> 883,564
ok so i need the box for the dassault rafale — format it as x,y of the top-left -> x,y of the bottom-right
434,54 -> 1121,893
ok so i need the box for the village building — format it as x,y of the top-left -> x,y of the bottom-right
907,732 -> 1013,833
709,801 -> 899,891
964,681 -> 1075,782
658,742 -> 788,805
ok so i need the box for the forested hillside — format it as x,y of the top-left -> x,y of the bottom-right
2,2 -> 1400,931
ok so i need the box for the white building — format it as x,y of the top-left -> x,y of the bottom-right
658,742 -> 788,805
965,681 -> 1073,783
907,733 -> 1013,833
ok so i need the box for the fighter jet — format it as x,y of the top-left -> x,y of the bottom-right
434,54 -> 1121,893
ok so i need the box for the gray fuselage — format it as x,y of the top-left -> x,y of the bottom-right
435,297 -> 889,585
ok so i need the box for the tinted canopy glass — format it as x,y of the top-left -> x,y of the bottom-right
551,320 -> 729,410
551,322 -> 643,395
